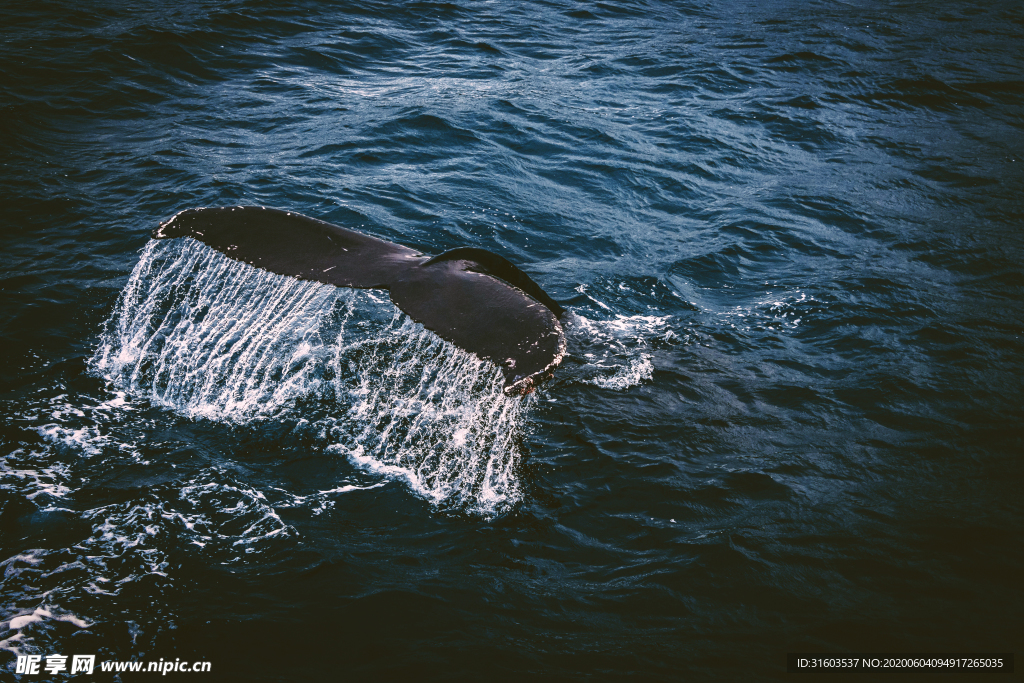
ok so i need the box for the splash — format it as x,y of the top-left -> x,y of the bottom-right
91,238 -> 528,515
565,313 -> 673,391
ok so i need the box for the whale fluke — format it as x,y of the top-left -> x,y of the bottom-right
153,206 -> 565,394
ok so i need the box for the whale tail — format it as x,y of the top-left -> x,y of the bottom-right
153,206 -> 565,394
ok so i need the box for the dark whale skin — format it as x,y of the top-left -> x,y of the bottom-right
153,206 -> 565,395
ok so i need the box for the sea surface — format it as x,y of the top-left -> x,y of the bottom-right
1,0 -> 1022,680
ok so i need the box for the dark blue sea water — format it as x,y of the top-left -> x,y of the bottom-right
1,0 -> 1022,680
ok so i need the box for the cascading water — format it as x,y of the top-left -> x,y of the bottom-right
91,238 -> 530,515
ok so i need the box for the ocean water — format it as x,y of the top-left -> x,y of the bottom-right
1,0 -> 1021,680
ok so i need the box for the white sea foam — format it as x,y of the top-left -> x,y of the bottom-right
0,467 -> 301,657
0,452 -> 71,501
589,353 -> 654,390
564,312 -> 677,391
0,552 -> 95,658
34,423 -> 109,458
